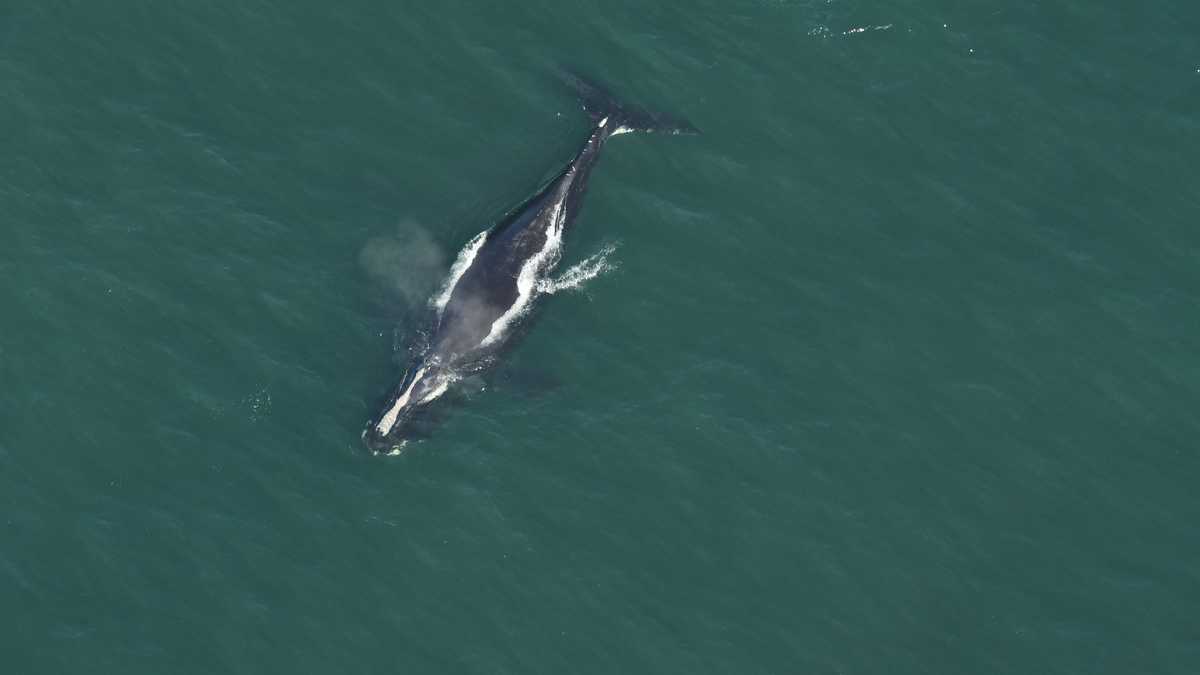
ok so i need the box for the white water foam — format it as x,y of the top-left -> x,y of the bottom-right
480,178 -> 571,346
536,242 -> 618,294
432,229 -> 489,316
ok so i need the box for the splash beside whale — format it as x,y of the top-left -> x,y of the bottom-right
363,75 -> 696,453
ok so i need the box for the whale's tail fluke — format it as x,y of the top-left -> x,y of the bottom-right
561,70 -> 699,136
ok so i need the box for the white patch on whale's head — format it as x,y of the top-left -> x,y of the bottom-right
371,364 -> 457,441
373,366 -> 427,436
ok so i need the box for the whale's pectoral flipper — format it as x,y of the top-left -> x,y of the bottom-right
560,70 -> 700,136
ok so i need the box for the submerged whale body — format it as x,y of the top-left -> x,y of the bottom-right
363,75 -> 695,453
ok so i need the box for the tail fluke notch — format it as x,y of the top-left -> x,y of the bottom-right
561,70 -> 699,136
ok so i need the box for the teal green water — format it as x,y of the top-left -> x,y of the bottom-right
3,2 -> 1199,672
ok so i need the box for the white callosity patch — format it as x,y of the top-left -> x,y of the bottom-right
374,365 -> 460,438
536,242 -> 618,294
374,366 -> 427,435
432,229 -> 489,317
418,376 -> 452,404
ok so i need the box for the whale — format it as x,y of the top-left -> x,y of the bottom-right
363,76 -> 695,453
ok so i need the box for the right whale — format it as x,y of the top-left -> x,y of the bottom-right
363,75 -> 697,454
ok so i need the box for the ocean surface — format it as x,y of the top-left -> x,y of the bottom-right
2,2 -> 1198,673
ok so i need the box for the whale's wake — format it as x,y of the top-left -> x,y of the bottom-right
537,242 -> 618,295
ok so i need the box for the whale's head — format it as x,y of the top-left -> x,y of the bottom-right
363,362 -> 453,453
